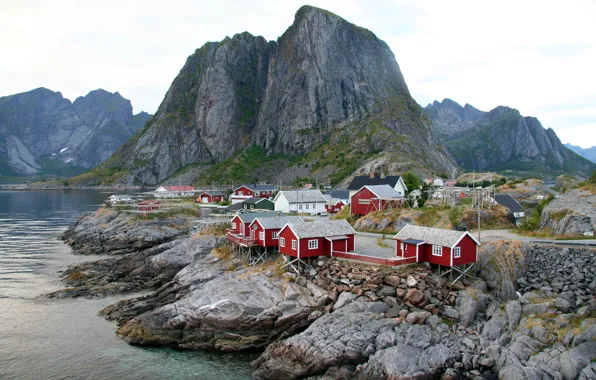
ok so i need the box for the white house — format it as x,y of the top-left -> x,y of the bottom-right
346,174 -> 408,199
432,178 -> 445,187
154,186 -> 197,198
108,194 -> 133,204
273,190 -> 328,215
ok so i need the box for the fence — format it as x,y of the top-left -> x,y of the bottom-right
331,250 -> 417,266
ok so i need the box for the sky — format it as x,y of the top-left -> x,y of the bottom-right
1,0 -> 595,148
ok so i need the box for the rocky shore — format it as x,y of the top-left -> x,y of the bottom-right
50,208 -> 596,379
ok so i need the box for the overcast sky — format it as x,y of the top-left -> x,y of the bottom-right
2,0 -> 595,148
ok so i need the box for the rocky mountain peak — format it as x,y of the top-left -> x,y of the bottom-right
73,89 -> 133,127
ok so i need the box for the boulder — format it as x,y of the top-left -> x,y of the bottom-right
334,292 -> 357,311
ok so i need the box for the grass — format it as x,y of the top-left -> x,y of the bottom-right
194,223 -> 228,237
376,236 -> 390,248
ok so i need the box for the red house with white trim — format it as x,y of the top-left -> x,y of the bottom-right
227,211 -> 280,246
248,216 -> 304,248
278,220 -> 355,259
137,200 -> 160,211
230,184 -> 276,204
196,191 -> 226,204
393,224 -> 480,267
325,198 -> 345,213
351,185 -> 405,217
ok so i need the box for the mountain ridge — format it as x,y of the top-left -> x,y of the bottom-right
0,87 -> 150,178
423,99 -> 595,177
80,5 -> 456,186
565,143 -> 596,164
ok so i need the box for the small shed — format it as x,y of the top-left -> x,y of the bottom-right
197,191 -> 226,204
325,198 -> 345,213
278,219 -> 355,259
393,224 -> 480,267
350,184 -> 405,217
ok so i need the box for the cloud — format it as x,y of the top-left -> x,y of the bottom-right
1,0 -> 594,148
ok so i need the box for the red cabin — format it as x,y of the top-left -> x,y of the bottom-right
230,184 -> 276,204
393,224 -> 480,267
325,198 -> 345,213
350,185 -> 405,217
278,220 -> 355,259
137,200 -> 160,211
227,211 -> 280,247
196,191 -> 226,204
248,216 -> 304,248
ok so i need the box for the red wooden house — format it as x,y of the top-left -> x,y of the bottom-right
196,191 -> 226,204
278,220 -> 355,259
230,184 -> 276,204
393,224 -> 480,267
227,211 -> 280,246
350,185 -> 405,217
137,200 -> 160,211
325,198 -> 345,213
248,216 -> 304,248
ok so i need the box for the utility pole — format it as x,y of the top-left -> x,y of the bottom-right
477,190 -> 481,243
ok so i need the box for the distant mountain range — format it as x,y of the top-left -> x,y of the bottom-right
424,99 -> 595,177
565,144 -> 596,164
0,88 -> 151,177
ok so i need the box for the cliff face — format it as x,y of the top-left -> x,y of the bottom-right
424,99 -> 596,177
0,88 -> 150,177
103,6 -> 455,185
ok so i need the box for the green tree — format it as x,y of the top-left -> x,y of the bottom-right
402,172 -> 420,193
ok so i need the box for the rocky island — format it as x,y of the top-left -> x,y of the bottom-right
48,204 -> 596,379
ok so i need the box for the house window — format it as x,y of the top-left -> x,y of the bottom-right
358,199 -> 370,204
250,205 -> 254,209
306,204 -> 309,209
432,245 -> 442,256
255,191 -> 260,196
272,232 -> 279,239
298,204 -> 303,210
232,222 -> 236,229
308,239 -> 318,249
259,232 -> 264,240
280,238 -> 285,247
404,244 -> 408,251
292,240 -> 297,250
239,190 -> 243,195
312,204 -> 315,209
454,247 -> 461,258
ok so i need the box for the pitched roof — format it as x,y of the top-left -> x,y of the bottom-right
285,219 -> 355,239
236,211 -> 281,223
494,194 -> 524,213
328,190 -> 349,199
252,216 -> 304,229
363,185 -> 403,199
327,197 -> 344,205
393,224 -> 480,248
200,191 -> 226,196
225,203 -> 243,212
236,183 -> 276,192
278,190 -> 327,203
243,196 -> 264,204
347,175 -> 401,190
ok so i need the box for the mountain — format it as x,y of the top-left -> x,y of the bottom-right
81,6 -> 456,187
0,88 -> 151,177
424,99 -> 596,177
565,144 -> 596,164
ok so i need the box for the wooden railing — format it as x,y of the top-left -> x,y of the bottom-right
331,251 -> 417,266
226,230 -> 256,246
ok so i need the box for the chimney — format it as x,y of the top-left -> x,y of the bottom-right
369,171 -> 375,179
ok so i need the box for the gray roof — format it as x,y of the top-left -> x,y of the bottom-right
285,219 -> 355,239
200,191 -> 226,196
238,183 -> 276,191
327,197 -> 343,205
328,190 -> 349,199
364,185 -> 403,199
252,216 -> 304,229
279,190 -> 327,204
402,238 -> 425,245
494,194 -> 524,213
393,224 -> 479,248
236,211 -> 280,223
347,175 -> 402,190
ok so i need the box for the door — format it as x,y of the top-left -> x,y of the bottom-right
250,229 -> 255,240
202,197 -> 208,203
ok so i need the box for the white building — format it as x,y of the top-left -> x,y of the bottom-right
273,190 -> 328,215
108,194 -> 133,204
433,178 -> 445,187
154,186 -> 197,198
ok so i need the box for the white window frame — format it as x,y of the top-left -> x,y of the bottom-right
280,237 -> 285,247
232,222 -> 236,229
308,239 -> 318,249
400,243 -> 404,252
432,245 -> 442,256
239,190 -> 243,195
306,204 -> 310,209
292,240 -> 297,250
454,247 -> 461,258
404,243 -> 408,251
272,232 -> 279,239
259,232 -> 264,240
298,204 -> 303,210
312,203 -> 315,209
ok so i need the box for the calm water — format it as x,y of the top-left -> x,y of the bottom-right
0,190 -> 252,380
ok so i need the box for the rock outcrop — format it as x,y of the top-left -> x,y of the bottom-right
541,187 -> 596,236
424,99 -> 596,177
0,88 -> 150,176
87,5 -> 456,186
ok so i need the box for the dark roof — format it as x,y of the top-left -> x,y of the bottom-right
327,190 -> 349,199
347,176 -> 401,190
237,184 -> 276,192
402,238 -> 426,245
236,211 -> 280,223
243,196 -> 264,204
494,194 -> 524,213
225,203 -> 243,212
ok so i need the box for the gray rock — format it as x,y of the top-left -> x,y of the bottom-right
555,298 -> 573,313
579,363 -> 596,380
559,342 -> 596,380
443,306 -> 459,319
406,275 -> 418,287
499,365 -> 541,380
506,301 -> 523,332
333,292 -> 357,311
